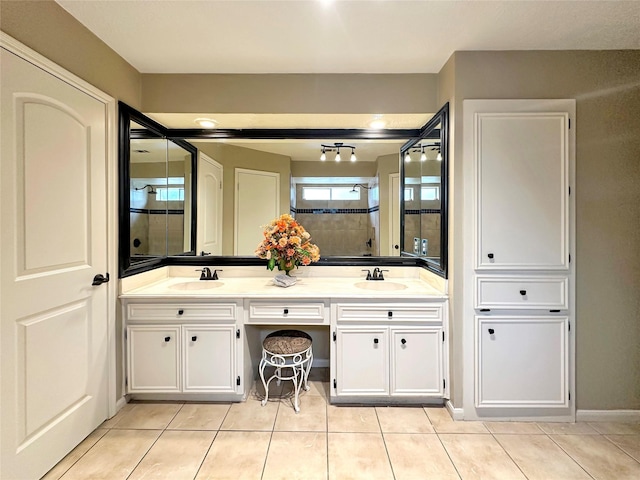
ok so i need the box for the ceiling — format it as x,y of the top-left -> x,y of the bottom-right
56,0 -> 640,74
65,0 -> 639,162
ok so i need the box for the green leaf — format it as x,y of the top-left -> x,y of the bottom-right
267,257 -> 276,271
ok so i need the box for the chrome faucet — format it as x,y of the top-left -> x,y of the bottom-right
196,268 -> 222,280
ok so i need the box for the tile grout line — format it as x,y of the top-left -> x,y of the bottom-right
191,402 -> 233,480
600,432 -> 640,465
375,407 -> 397,480
124,402 -> 185,480
259,396 -> 281,480
486,427 -> 531,480
426,407 -> 463,480
545,431 -> 598,480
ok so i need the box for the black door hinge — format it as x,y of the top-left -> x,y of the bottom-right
568,118 -> 571,129
568,321 -> 571,332
443,379 -> 446,389
569,391 -> 571,401
236,329 -> 240,339
442,331 -> 445,342
333,331 -> 336,341
125,377 -> 128,387
569,254 -> 571,263
333,379 -> 337,389
236,376 -> 241,386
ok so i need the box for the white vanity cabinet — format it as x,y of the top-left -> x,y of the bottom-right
333,303 -> 446,400
124,302 -> 242,397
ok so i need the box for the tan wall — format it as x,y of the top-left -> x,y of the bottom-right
450,50 -> 640,410
291,160 -> 377,178
1,0 -> 141,108
142,73 -> 438,114
193,143 -> 291,255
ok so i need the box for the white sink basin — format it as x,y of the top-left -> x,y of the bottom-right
354,281 -> 408,292
169,281 -> 224,291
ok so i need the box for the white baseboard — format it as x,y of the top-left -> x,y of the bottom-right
312,358 -> 329,368
576,409 -> 640,422
445,400 -> 464,421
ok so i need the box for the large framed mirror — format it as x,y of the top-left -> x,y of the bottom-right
400,102 -> 449,277
118,102 -> 198,276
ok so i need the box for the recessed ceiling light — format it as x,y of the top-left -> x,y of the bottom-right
369,115 -> 386,129
195,118 -> 217,128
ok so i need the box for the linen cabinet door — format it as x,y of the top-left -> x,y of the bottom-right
183,325 -> 237,393
476,316 -> 569,408
475,110 -> 570,270
390,328 -> 443,396
127,326 -> 180,392
335,327 -> 388,396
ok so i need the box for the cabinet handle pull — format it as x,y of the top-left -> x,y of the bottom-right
388,311 -> 393,318
191,336 -> 197,342
401,338 -> 407,345
178,309 -> 184,315
373,338 -> 379,344
487,253 -> 494,259
283,308 -> 289,315
164,336 -> 171,342
488,328 -> 495,335
520,290 -> 527,296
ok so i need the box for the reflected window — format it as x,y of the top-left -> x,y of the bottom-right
421,186 -> 440,201
302,186 -> 360,201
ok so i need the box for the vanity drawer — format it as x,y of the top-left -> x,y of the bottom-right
475,276 -> 568,310
127,303 -> 237,322
247,301 -> 327,324
336,304 -> 443,323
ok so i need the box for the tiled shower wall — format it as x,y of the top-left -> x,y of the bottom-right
293,183 -> 378,256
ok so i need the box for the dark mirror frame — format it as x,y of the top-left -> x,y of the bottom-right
400,102 -> 449,278
118,102 -> 198,276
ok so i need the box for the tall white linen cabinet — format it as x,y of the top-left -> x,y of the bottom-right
462,99 -> 576,421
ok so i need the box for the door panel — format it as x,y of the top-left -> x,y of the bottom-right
1,48 -> 109,479
390,328 -> 443,396
234,168 -> 279,255
183,326 -> 236,392
336,327 -> 388,395
197,153 -> 223,255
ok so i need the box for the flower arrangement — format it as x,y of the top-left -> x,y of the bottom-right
255,214 -> 320,275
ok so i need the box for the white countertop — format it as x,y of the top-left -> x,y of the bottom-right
120,266 -> 447,301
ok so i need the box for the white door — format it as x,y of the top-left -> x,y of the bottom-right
127,326 -> 181,393
390,328 -> 443,396
336,327 -> 389,396
183,325 -> 236,392
389,173 -> 400,255
197,152 -> 223,256
476,316 -> 569,408
234,168 -> 280,255
470,100 -> 571,270
1,49 -> 110,478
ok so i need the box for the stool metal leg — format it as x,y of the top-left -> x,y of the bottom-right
259,356 -> 270,406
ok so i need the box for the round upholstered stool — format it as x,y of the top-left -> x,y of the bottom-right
259,330 -> 313,413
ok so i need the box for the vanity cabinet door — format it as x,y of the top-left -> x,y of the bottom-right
183,325 -> 237,393
335,327 -> 388,396
127,326 -> 180,392
475,111 -> 570,270
476,316 -> 569,408
390,328 -> 443,396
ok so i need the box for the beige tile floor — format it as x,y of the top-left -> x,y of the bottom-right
43,370 -> 640,480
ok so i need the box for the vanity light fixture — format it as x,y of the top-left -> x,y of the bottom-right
404,151 -> 411,162
320,142 -> 356,162
411,143 -> 442,162
195,118 -> 217,129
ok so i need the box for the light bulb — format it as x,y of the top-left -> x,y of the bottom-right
320,151 -> 326,161
335,151 -> 341,162
404,152 -> 411,162
195,118 -> 217,128
436,152 -> 443,161
420,152 -> 427,162
350,149 -> 356,162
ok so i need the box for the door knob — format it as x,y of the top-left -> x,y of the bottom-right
488,328 -> 495,335
401,338 -> 407,345
394,244 -> 399,250
487,253 -> 494,259
164,336 -> 171,342
373,338 -> 379,344
520,290 -> 527,296
91,273 -> 110,286
191,336 -> 197,342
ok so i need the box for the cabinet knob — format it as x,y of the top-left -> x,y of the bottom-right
401,338 -> 407,345
487,253 -> 494,259
191,336 -> 197,342
373,338 -> 379,345
388,311 -> 393,318
520,290 -> 527,296
488,328 -> 495,335
283,308 -> 289,315
178,309 -> 184,315
164,336 -> 171,342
